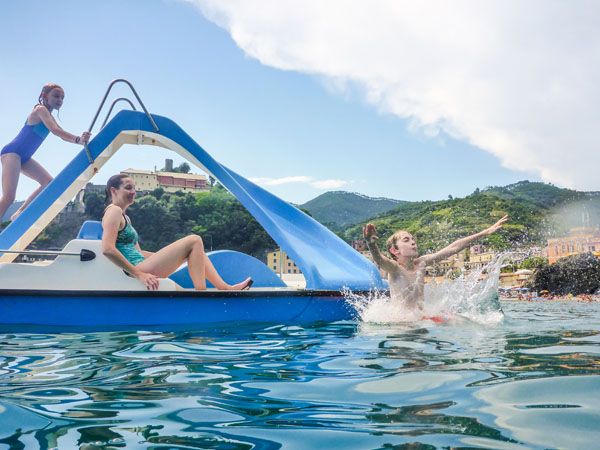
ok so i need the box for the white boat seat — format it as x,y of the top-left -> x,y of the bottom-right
0,239 -> 181,291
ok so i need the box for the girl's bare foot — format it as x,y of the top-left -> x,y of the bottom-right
10,207 -> 23,221
230,277 -> 253,290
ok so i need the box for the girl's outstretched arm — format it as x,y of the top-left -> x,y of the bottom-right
363,223 -> 399,273
419,215 -> 508,265
35,105 -> 91,144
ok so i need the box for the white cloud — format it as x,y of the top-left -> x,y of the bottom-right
183,0 -> 600,191
311,179 -> 348,190
249,176 -> 311,186
249,176 -> 348,189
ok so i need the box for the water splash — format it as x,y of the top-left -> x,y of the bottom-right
345,254 -> 509,325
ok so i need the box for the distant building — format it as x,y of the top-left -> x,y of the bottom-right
84,183 -> 106,195
499,269 -> 534,288
120,159 -> 210,194
470,244 -> 486,255
547,227 -> 600,264
426,248 -> 468,277
267,248 -> 302,275
465,250 -> 496,270
351,239 -> 367,252
351,238 -> 374,260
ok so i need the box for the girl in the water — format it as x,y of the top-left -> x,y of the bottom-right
364,215 -> 508,311
0,83 -> 91,221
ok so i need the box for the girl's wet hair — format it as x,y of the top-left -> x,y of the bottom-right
105,174 -> 130,205
38,83 -> 63,108
386,230 -> 412,260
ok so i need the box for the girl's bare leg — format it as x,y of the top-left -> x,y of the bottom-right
137,235 -> 206,289
10,158 -> 53,220
0,154 -> 22,220
137,235 -> 251,290
187,238 -> 207,290
204,254 -> 252,290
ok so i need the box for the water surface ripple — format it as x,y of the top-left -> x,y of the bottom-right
1,300 -> 599,449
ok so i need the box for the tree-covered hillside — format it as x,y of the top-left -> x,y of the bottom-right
483,180 -> 595,208
117,186 -> 275,258
13,179 -> 600,259
340,181 -> 600,253
300,191 -> 404,228
31,185 -> 276,260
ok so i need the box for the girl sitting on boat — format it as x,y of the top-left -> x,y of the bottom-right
0,83 -> 91,221
102,173 -> 253,291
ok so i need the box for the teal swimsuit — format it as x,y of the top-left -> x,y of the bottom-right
116,214 -> 145,266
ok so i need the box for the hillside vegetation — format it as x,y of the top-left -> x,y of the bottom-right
339,181 -> 600,253
30,185 -> 276,260
11,180 -> 600,259
300,191 -> 404,228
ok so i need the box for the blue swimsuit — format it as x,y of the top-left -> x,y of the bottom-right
1,120 -> 50,164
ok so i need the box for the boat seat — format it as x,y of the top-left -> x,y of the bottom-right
0,239 -> 181,291
77,220 -> 104,240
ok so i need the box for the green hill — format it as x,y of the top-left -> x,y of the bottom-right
20,180 -> 600,259
339,181 -> 600,253
483,180 -> 592,208
300,191 -> 405,228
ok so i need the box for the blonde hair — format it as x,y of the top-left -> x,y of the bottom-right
386,230 -> 411,260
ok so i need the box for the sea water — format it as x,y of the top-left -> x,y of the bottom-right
1,261 -> 599,449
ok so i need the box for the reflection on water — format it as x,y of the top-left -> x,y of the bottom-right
0,301 -> 599,449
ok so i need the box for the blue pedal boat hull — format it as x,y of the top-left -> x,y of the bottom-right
0,289 -> 357,329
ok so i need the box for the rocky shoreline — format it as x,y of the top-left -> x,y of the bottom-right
500,292 -> 600,302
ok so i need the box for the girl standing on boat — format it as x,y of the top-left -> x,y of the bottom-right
0,83 -> 91,221
102,173 -> 253,291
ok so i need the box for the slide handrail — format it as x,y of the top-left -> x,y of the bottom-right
83,79 -> 158,165
88,79 -> 158,133
100,98 -> 137,129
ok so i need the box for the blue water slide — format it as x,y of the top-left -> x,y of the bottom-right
0,110 -> 384,290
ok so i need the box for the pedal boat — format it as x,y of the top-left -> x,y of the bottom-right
0,80 -> 385,329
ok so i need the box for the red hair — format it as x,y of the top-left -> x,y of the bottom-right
38,83 -> 64,108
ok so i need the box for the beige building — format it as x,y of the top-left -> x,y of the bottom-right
267,249 -> 302,275
463,244 -> 497,270
120,167 -> 210,194
425,249 -> 469,277
351,238 -> 374,260
499,269 -> 534,288
465,251 -> 496,270
547,227 -> 600,264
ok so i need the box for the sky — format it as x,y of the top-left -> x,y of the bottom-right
1,0 -> 598,204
